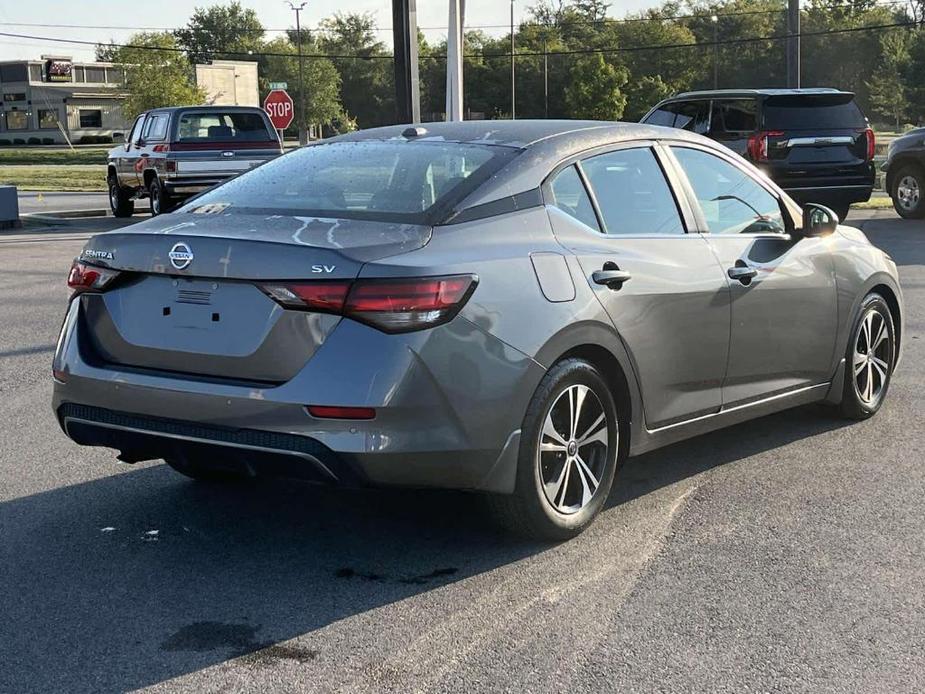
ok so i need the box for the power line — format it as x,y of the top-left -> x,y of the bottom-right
0,21 -> 917,62
0,1 -> 913,36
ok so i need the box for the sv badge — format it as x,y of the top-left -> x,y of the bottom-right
311,265 -> 336,273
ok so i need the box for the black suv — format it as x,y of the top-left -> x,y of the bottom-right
642,88 -> 876,220
883,127 -> 925,219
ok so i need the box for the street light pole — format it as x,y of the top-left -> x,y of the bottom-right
711,15 -> 719,90
510,0 -> 515,119
286,1 -> 308,145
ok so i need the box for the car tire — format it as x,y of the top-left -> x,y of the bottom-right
490,358 -> 621,541
108,177 -> 134,218
839,293 -> 895,420
148,178 -> 172,216
164,457 -> 252,483
891,165 -> 925,219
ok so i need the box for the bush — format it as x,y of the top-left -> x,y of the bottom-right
77,135 -> 115,145
13,138 -> 25,145
0,139 -> 11,146
27,137 -> 41,145
41,137 -> 55,145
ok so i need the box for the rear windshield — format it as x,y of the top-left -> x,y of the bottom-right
183,140 -> 518,223
762,96 -> 865,130
176,110 -> 275,142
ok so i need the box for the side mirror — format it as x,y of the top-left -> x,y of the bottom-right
801,203 -> 838,238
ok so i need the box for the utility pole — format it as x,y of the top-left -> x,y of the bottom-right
286,1 -> 308,145
711,15 -> 718,90
392,0 -> 421,123
543,36 -> 548,119
510,0 -> 515,119
787,0 -> 801,88
446,0 -> 465,121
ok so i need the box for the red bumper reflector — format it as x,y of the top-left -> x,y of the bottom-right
306,405 -> 376,420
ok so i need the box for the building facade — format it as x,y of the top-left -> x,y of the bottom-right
195,60 -> 259,107
0,56 -> 128,144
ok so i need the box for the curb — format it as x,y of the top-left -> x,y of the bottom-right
21,209 -> 110,223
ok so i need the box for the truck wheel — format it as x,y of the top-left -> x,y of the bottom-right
892,165 -> 925,219
108,177 -> 134,218
148,178 -> 172,216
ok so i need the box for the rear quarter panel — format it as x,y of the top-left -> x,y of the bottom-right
829,225 -> 904,369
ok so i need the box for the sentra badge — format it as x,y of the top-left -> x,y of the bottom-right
82,249 -> 113,261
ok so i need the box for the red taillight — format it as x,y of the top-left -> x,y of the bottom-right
261,281 -> 351,313
306,405 -> 376,420
152,144 -> 170,153
746,130 -> 784,162
165,159 -> 177,172
260,275 -> 478,333
67,260 -> 120,295
863,127 -> 875,161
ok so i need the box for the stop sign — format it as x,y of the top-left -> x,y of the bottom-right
263,89 -> 294,130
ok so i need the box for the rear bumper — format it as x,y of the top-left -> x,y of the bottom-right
782,184 -> 874,206
163,176 -> 232,197
52,299 -> 541,493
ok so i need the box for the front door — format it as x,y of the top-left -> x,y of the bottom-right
545,144 -> 730,429
667,144 -> 839,406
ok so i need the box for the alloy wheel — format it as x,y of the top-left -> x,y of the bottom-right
853,309 -> 891,406
897,175 -> 920,212
537,384 -> 612,515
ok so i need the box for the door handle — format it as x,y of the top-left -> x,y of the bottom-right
727,263 -> 758,284
592,269 -> 632,289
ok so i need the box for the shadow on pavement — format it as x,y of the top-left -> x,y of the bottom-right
0,399 -> 852,692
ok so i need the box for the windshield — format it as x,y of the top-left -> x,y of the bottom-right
184,140 -> 517,223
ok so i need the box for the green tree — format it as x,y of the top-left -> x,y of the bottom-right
98,33 -> 205,119
262,35 -> 344,130
866,30 -> 910,128
564,53 -> 628,119
174,1 -> 265,65
905,29 -> 925,123
318,12 -> 395,127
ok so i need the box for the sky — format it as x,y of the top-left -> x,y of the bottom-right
0,0 -> 657,62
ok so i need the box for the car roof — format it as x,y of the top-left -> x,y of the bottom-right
330,119 -> 700,150
664,88 -> 853,101
324,119 -> 724,213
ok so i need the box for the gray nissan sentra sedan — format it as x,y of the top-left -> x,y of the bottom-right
53,120 -> 903,540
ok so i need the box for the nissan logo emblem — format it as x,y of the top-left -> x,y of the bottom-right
168,242 -> 194,270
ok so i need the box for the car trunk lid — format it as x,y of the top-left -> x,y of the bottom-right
78,213 -> 431,383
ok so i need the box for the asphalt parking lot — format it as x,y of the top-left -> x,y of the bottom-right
1,209 -> 923,693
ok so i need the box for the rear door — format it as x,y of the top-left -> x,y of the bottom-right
545,143 -> 730,429
759,93 -> 873,192
707,98 -> 758,158
642,99 -> 711,136
667,143 -> 838,406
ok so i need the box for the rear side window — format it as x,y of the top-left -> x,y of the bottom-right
762,95 -> 865,130
644,101 -> 710,135
176,111 -> 275,142
580,148 -> 685,236
548,165 -> 600,231
671,146 -> 785,235
710,99 -> 757,134
186,141 -> 517,224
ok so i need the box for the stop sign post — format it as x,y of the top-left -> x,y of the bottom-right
264,89 -> 294,142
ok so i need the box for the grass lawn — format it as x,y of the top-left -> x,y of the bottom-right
0,165 -> 107,192
854,196 -> 893,210
0,147 -> 110,166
